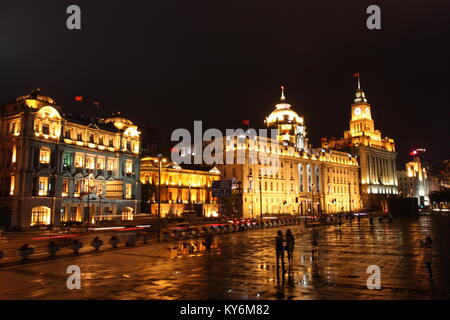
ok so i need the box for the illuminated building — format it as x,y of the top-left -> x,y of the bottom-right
140,157 -> 220,217
265,86 -> 309,151
217,88 -> 361,217
0,89 -> 141,229
398,156 -> 430,206
321,79 -> 398,209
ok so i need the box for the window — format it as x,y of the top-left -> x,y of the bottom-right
10,175 -> 15,195
39,148 -> 50,164
38,177 -> 48,196
106,159 -> 114,171
62,153 -> 71,169
86,157 -> 95,170
75,154 -> 84,168
62,179 -> 69,196
74,180 -> 81,197
125,160 -> 133,174
12,145 -> 17,164
122,207 -> 133,221
109,138 -> 114,147
31,206 -> 51,226
99,136 -> 104,145
64,129 -> 71,139
97,158 -> 105,170
42,124 -> 50,135
125,183 -> 132,199
89,134 -> 95,143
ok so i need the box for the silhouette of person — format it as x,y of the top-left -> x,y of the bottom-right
275,230 -> 286,273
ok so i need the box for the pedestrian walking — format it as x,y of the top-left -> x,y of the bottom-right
285,229 -> 295,265
420,237 -> 433,282
275,230 -> 286,272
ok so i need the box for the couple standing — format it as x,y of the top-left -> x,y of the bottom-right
275,229 -> 295,271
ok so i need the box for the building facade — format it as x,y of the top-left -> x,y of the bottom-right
140,157 -> 220,217
0,89 -> 141,229
321,80 -> 398,210
216,88 -> 361,218
398,156 -> 430,206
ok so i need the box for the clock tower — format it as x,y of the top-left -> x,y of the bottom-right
349,83 -> 374,137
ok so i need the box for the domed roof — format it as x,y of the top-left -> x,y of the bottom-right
266,86 -> 303,125
16,88 -> 56,105
104,112 -> 134,130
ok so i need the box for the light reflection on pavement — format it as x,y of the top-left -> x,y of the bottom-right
0,216 -> 449,299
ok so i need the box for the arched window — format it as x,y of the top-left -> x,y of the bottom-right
31,206 -> 51,226
122,207 -> 134,221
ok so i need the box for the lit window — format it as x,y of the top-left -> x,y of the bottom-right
125,160 -> 133,174
106,159 -> 114,171
12,145 -> 17,163
86,157 -> 95,169
122,207 -> 133,221
74,180 -> 81,197
62,179 -> 69,197
38,177 -> 48,196
97,158 -> 105,170
39,148 -> 51,164
10,175 -> 15,195
75,154 -> 84,168
125,183 -> 132,199
31,206 -> 51,226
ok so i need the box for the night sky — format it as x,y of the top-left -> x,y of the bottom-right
1,0 -> 449,165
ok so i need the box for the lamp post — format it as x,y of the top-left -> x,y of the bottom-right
85,174 -> 97,227
154,156 -> 167,243
259,176 -> 263,227
348,182 -> 352,214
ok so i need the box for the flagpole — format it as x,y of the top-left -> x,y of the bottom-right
357,73 -> 361,90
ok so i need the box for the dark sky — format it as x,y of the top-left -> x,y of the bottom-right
1,0 -> 449,165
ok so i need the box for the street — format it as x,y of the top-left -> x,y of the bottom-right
0,215 -> 449,299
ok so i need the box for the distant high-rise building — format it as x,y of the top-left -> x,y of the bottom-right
398,156 -> 430,206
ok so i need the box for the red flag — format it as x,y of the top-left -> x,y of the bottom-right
242,120 -> 250,126
75,96 -> 83,102
353,72 -> 360,78
92,101 -> 100,107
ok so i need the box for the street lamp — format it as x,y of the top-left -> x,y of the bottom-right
259,175 -> 263,227
85,174 -> 97,227
154,156 -> 167,243
349,182 -> 352,214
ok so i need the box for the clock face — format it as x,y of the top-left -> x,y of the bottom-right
354,107 -> 361,115
365,107 -> 370,114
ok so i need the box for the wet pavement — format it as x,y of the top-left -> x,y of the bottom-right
0,215 -> 449,299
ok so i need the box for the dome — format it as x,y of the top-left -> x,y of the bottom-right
104,112 -> 134,130
266,86 -> 303,125
16,88 -> 56,105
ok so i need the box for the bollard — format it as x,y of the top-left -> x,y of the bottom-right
18,244 -> 35,261
70,239 -> 83,254
91,237 -> 104,251
47,241 -> 60,257
109,235 -> 120,248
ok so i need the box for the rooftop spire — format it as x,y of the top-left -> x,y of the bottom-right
353,72 -> 361,90
353,72 -> 368,103
280,85 -> 286,101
